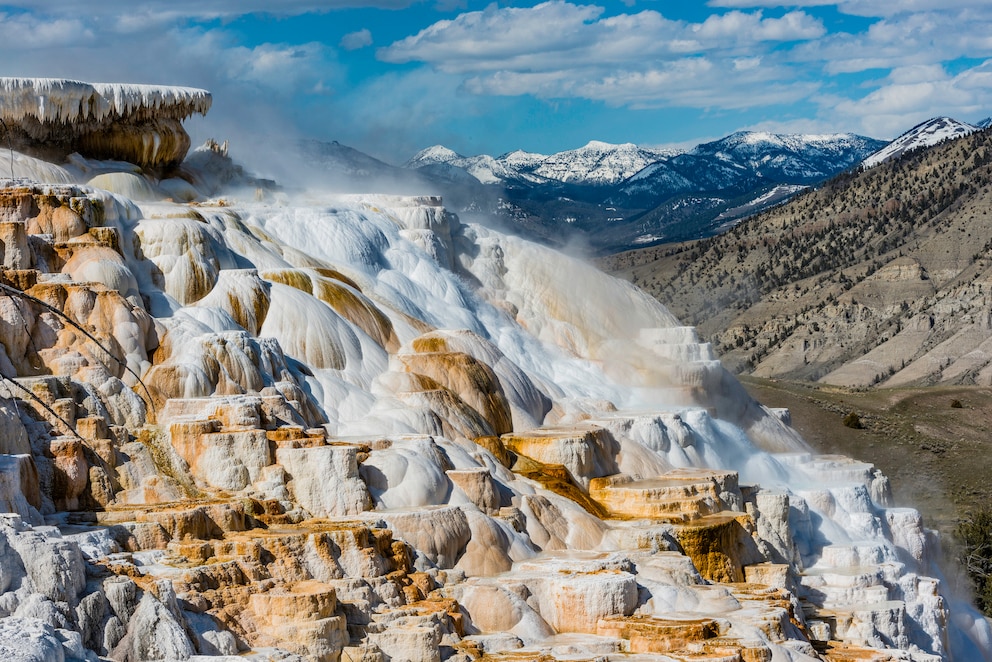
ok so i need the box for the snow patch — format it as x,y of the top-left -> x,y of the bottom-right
863,117 -> 978,168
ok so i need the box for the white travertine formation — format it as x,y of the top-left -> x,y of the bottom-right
0,110 -> 987,661
278,445 -> 372,517
0,78 -> 211,169
0,78 -> 211,125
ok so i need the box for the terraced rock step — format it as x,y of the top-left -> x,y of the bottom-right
590,468 -> 742,521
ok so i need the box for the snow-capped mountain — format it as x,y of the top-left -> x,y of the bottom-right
695,131 -> 886,183
611,154 -> 754,210
499,148 -> 548,171
397,132 -> 884,252
531,140 -> 673,185
863,117 -> 980,168
407,139 -> 672,187
404,132 -> 881,195
407,144 -> 550,185
607,131 -> 882,214
404,144 -> 462,168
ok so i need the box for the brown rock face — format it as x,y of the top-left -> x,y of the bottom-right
597,615 -> 720,654
49,437 -> 88,510
590,468 -> 742,521
398,348 -> 513,436
75,117 -> 193,170
250,581 -> 348,661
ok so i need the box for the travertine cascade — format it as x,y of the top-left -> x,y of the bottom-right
0,82 -> 988,662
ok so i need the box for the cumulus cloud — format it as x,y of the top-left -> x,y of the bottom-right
382,3 -> 824,70
0,12 -> 95,48
707,0 -> 989,17
831,60 -> 992,136
792,9 -> 992,74
371,0 -> 992,141
464,56 -> 816,110
692,10 -> 824,41
340,29 -> 373,50
381,2 -> 606,71
379,2 -> 825,109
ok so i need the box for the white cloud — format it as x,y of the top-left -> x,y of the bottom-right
0,12 -> 94,48
0,0 -> 416,20
379,2 -> 825,109
381,2 -> 606,71
382,3 -> 825,70
340,29 -> 373,50
788,9 -> 992,74
831,60 -> 992,136
707,0 -> 989,17
692,10 -> 824,41
734,57 -> 762,71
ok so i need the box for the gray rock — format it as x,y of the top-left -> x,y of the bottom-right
0,617 -> 66,662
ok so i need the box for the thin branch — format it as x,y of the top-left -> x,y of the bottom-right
0,373 -> 84,443
0,118 -> 13,180
0,280 -> 157,415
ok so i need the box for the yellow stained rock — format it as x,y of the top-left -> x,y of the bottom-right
313,276 -> 398,352
675,512 -> 756,584
597,614 -> 720,653
589,468 -> 740,522
503,425 -> 618,489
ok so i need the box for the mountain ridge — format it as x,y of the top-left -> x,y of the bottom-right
862,116 -> 980,168
404,131 -> 881,190
604,124 -> 992,390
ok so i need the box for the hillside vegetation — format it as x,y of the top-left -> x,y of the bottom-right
605,127 -> 992,388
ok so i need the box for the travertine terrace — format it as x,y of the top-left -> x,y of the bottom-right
0,80 -> 988,661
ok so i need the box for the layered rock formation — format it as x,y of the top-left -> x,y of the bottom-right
0,78 -> 211,170
0,83 -> 989,661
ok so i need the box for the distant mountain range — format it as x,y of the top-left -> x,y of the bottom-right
298,116 -> 986,254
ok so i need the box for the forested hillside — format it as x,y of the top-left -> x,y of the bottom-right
605,127 -> 992,387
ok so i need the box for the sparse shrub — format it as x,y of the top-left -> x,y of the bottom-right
842,412 -> 863,429
957,508 -> 992,616
951,399 -> 964,409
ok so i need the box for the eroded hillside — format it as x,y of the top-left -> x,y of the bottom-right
606,127 -> 992,387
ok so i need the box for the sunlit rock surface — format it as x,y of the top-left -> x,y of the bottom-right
0,78 -> 211,169
0,87 -> 989,661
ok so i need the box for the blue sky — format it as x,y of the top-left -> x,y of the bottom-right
1,0 -> 991,168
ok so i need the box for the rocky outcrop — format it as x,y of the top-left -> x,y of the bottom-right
0,78 -> 211,170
